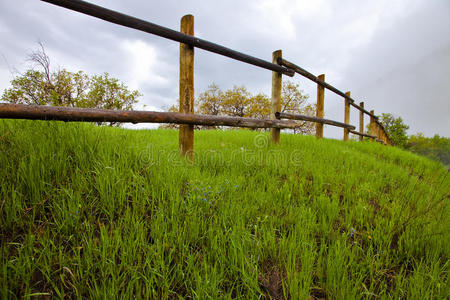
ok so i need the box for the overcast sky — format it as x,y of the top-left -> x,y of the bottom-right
0,0 -> 449,138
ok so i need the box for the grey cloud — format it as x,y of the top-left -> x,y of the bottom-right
339,0 -> 450,136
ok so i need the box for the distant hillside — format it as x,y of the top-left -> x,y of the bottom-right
0,120 -> 448,299
407,134 -> 450,168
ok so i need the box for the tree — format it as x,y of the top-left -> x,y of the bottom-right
281,81 -> 309,113
185,81 -> 314,134
247,93 -> 270,119
1,43 -> 141,126
221,85 -> 252,118
379,113 -> 409,148
280,81 -> 314,134
197,83 -> 224,116
407,133 -> 450,167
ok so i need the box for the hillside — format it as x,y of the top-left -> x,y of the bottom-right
0,119 -> 448,299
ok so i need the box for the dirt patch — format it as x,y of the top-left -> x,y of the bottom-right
310,274 -> 327,299
390,232 -> 399,250
309,287 -> 327,299
369,198 -> 381,216
258,261 -> 285,300
29,268 -> 52,299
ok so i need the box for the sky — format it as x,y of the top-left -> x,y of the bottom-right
0,0 -> 449,138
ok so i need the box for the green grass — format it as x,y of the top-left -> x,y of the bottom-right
0,119 -> 449,299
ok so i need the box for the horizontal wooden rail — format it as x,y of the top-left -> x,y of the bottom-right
278,58 -> 377,119
0,104 -> 306,129
349,130 -> 376,139
41,0 -> 295,77
275,112 -> 356,130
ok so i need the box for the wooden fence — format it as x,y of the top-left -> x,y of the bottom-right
0,0 -> 392,161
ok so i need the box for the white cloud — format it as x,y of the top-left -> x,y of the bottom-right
257,0 -> 332,39
121,39 -> 168,91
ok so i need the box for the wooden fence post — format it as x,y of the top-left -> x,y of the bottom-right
271,50 -> 282,145
343,91 -> 350,141
376,123 -> 381,142
179,15 -> 194,161
369,110 -> 375,141
359,102 -> 364,141
316,74 -> 325,138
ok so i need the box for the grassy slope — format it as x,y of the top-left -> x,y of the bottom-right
0,120 -> 448,299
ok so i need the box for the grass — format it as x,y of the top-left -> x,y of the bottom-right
0,119 -> 449,299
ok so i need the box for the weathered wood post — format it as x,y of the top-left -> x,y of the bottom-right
179,15 -> 194,161
359,102 -> 364,141
380,128 -> 384,143
376,122 -> 381,142
271,50 -> 282,145
316,74 -> 325,138
369,109 -> 376,141
343,91 -> 351,141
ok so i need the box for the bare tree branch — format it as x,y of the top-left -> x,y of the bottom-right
27,41 -> 52,84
